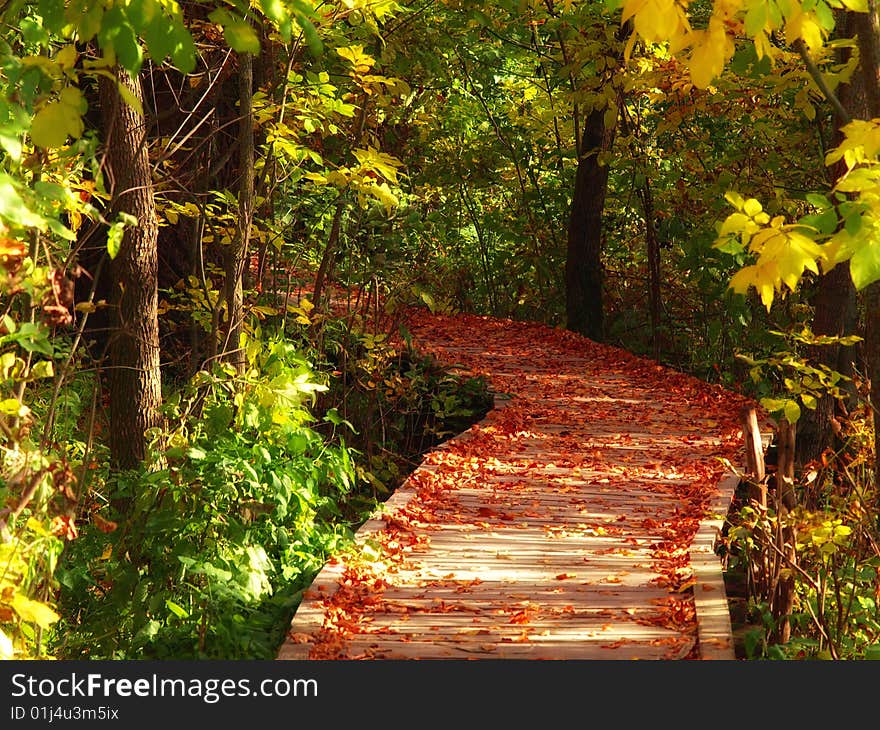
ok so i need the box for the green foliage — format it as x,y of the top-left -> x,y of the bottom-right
736,327 -> 861,423
53,337 -> 359,659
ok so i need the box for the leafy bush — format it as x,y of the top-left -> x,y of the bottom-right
53,336 -> 360,659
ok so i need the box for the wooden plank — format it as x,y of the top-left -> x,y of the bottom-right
279,311 -> 743,662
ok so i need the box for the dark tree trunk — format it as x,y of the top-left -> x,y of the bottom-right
866,282 -> 880,500
565,105 -> 615,341
312,198 -> 346,311
852,3 -> 880,501
797,264 -> 857,466
100,68 -> 162,470
222,52 -> 254,374
640,178 -> 662,360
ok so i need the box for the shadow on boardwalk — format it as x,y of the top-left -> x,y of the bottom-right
278,311 -> 755,660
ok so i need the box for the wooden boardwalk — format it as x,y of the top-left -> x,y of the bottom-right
278,311 -> 754,660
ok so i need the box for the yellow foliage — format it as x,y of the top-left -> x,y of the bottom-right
719,196 -> 826,309
825,119 -> 880,170
784,8 -> 826,51
30,86 -> 86,150
687,18 -> 735,89
622,0 -> 690,44
12,593 -> 60,629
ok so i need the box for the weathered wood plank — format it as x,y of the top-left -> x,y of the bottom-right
278,310 -> 748,661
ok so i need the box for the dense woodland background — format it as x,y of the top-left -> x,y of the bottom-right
3,0 -> 880,660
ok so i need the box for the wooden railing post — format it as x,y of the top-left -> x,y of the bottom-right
741,406 -> 766,507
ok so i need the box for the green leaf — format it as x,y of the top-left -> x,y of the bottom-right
11,323 -> 53,356
0,175 -> 45,228
29,360 -> 54,379
713,236 -> 745,255
800,393 -> 818,409
21,17 -> 51,46
744,2 -> 767,36
107,220 -> 124,260
760,397 -> 786,413
143,15 -> 175,63
261,0 -> 292,39
47,218 -> 77,241
98,8 -> 143,74
224,21 -> 260,54
865,644 -> 880,660
850,238 -> 880,289
0,129 -> 22,161
209,9 -> 261,54
170,26 -> 197,74
844,210 -> 863,237
294,11 -> 323,57
806,193 -> 832,211
165,599 -> 189,619
783,399 -> 801,423
37,0 -> 66,33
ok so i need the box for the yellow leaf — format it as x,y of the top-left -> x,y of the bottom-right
687,19 -> 734,89
821,232 -> 857,271
55,45 -> 78,71
352,147 -> 403,182
0,628 -> 13,659
754,32 -> 775,61
785,9 -> 825,51
30,104 -> 70,149
725,190 -> 746,209
337,45 -> 375,74
743,198 -> 763,217
729,264 -> 759,295
12,593 -> 60,628
30,88 -> 85,149
627,0 -> 685,43
719,212 -> 752,236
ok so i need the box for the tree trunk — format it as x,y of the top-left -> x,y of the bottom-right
847,3 -> 880,500
797,264 -> 857,466
312,197 -> 346,311
640,178 -> 662,360
222,52 -> 254,374
866,282 -> 880,502
565,105 -> 615,341
100,68 -> 162,470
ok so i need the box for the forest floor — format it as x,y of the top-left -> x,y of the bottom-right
278,309 -> 758,659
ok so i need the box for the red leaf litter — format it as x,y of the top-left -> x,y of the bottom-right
287,309 -> 754,660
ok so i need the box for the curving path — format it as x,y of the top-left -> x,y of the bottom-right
278,310 -> 755,660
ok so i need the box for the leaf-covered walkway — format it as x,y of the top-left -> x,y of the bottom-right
278,311 -> 754,660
